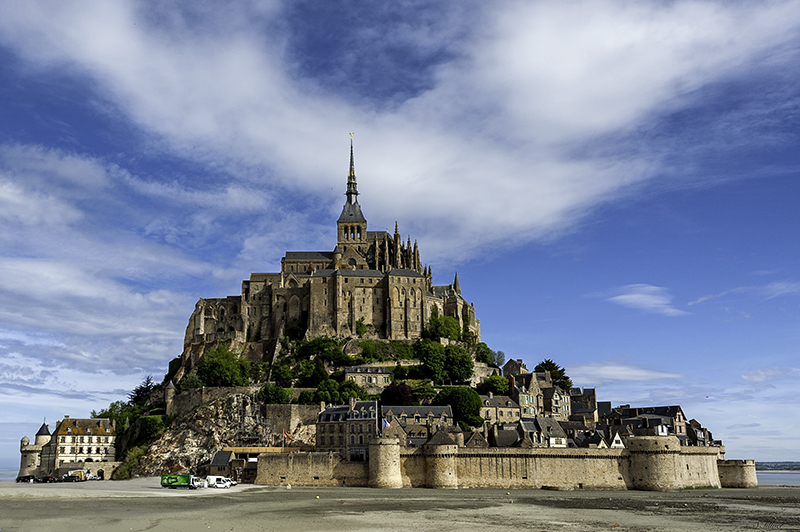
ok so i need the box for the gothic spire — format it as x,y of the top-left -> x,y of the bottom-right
337,134 -> 366,224
345,134 -> 359,203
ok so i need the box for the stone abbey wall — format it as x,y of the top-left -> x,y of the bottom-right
256,436 -> 742,491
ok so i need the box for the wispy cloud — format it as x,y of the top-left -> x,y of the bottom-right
1,2 -> 799,263
606,284 -> 688,316
570,361 -> 683,386
742,367 -> 794,386
689,281 -> 800,306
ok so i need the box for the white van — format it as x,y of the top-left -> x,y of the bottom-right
206,475 -> 231,489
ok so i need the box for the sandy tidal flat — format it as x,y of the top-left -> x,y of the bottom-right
1,478 -> 799,532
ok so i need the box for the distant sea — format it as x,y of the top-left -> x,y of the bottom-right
1,468 -> 18,481
757,471 -> 800,486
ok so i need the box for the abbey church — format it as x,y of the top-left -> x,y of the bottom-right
182,140 -> 480,365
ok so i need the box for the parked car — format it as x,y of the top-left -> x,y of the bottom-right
60,474 -> 82,482
225,477 -> 237,486
206,475 -> 231,488
16,475 -> 35,483
35,475 -> 59,483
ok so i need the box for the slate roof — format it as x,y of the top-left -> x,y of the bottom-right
382,406 -> 453,418
345,366 -> 392,374
425,430 -> 457,446
534,417 -> 567,439
312,269 -> 385,278
211,450 -> 233,467
387,268 -> 424,278
284,251 -> 335,261
36,423 -> 50,437
479,395 -> 520,408
55,418 -> 115,437
338,200 -> 366,223
493,428 -> 521,448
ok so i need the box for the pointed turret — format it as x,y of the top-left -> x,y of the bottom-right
454,271 -> 461,296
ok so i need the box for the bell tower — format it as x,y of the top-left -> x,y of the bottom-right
337,135 -> 367,255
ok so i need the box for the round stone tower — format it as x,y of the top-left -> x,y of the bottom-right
628,436 -> 682,491
424,432 -> 459,489
368,438 -> 403,488
18,436 -> 38,478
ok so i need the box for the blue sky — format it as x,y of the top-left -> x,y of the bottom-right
1,1 -> 799,468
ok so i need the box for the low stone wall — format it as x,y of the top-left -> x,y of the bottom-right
717,459 -> 758,488
256,452 -> 368,487
256,436 -> 730,491
57,461 -> 120,479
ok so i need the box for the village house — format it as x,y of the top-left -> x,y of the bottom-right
316,399 -> 379,461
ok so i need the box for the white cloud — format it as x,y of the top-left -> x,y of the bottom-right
742,367 -> 793,385
1,1 -> 798,263
571,362 -> 683,386
606,284 -> 688,316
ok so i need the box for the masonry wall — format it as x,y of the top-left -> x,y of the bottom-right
256,452 -> 368,487
255,437 -> 726,491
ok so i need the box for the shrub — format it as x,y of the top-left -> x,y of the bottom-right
196,344 -> 250,387
178,372 -> 203,391
258,383 -> 293,404
433,387 -> 482,427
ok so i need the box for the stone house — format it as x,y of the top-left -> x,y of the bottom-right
518,417 -> 568,447
603,405 -> 689,443
381,405 -> 454,447
507,373 -> 544,416
316,399 -> 379,461
542,387 -> 571,421
344,366 -> 392,393
502,358 -> 528,378
569,387 -> 598,424
479,393 -> 521,425
19,416 -> 116,479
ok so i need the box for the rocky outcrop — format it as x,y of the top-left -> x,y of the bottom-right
132,391 -> 318,477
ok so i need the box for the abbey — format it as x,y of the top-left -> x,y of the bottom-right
183,141 -> 480,361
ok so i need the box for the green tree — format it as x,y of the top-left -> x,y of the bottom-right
444,344 -> 473,383
270,362 -> 294,388
481,375 -> 510,395
296,390 -> 315,405
439,316 -> 461,341
338,380 -> 368,402
178,372 -> 203,391
380,383 -> 414,406
534,358 -> 573,391
433,387 -> 483,427
258,383 -> 293,404
411,382 -> 437,404
355,317 -> 368,338
313,379 -> 341,404
416,339 -> 446,384
127,375 -> 155,406
196,343 -> 250,387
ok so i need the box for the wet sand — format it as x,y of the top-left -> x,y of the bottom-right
1,479 -> 799,532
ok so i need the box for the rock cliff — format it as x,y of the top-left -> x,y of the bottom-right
131,391 -> 317,477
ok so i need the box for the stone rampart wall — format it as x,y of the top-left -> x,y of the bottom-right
255,437 -> 731,491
